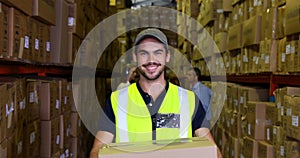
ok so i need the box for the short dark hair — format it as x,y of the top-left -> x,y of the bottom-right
189,67 -> 201,81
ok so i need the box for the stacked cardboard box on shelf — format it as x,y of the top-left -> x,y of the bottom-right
0,77 -> 93,158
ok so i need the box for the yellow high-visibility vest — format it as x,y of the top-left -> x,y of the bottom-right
111,82 -> 195,143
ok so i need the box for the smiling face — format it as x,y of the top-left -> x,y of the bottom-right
133,37 -> 170,81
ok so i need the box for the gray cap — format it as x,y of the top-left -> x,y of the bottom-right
134,28 -> 168,50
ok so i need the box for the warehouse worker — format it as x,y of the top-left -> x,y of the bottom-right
90,28 -> 221,158
186,67 -> 212,128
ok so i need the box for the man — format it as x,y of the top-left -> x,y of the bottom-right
186,67 -> 212,128
90,28 -> 221,158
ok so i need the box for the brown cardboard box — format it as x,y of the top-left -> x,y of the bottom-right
8,7 -> 26,59
99,137 -> 218,158
30,18 -> 40,62
22,16 -> 31,61
70,112 -> 81,137
276,6 -> 285,39
0,84 -> 8,143
25,120 -> 40,158
230,136 -> 240,158
247,101 -> 267,140
32,0 -> 56,25
243,136 -> 258,158
261,7 -> 277,40
50,0 -> 70,64
6,83 -> 17,138
258,141 -> 275,158
0,139 -> 7,158
265,102 -> 277,126
39,81 -> 60,121
265,125 -> 273,145
14,119 -> 24,157
40,117 -> 60,157
260,40 -> 277,72
95,0 -> 109,14
273,126 -> 285,146
285,0 -> 300,36
227,23 -> 242,50
59,79 -> 68,113
0,3 -> 9,58
284,140 -> 300,158
60,115 -> 64,150
26,80 -> 41,123
242,15 -> 262,46
214,32 -> 227,53
0,0 -> 32,15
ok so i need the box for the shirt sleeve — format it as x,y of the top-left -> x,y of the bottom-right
99,96 -> 116,135
192,95 -> 208,132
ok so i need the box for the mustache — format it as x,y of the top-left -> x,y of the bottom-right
141,62 -> 162,67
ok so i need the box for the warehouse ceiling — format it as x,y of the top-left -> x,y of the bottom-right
131,0 -> 176,8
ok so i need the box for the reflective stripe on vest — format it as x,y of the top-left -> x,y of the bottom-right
111,83 -> 195,143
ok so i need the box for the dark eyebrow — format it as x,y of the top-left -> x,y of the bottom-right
154,49 -> 164,53
138,50 -> 149,54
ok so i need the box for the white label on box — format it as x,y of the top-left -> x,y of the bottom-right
238,8 -> 243,16
286,44 -> 291,54
231,118 -> 234,125
56,135 -> 60,145
18,141 -> 22,154
233,14 -> 238,20
265,55 -> 270,64
280,146 -> 284,156
248,123 -> 251,135
277,102 -> 281,109
217,9 -> 223,13
6,103 -> 14,117
249,7 -> 253,13
46,42 -> 51,52
281,106 -> 284,116
29,92 -> 34,103
267,128 -> 270,140
35,38 -> 39,50
292,115 -> 299,127
287,108 -> 292,116
243,55 -> 248,62
24,36 -> 29,49
258,0 -> 262,6
255,57 -> 259,65
64,96 -> 68,105
234,99 -> 238,106
19,101 -> 25,110
273,127 -> 277,135
254,0 -> 258,6
65,149 -> 70,157
30,132 -> 35,144
240,97 -> 244,104
226,62 -> 230,68
282,53 -> 286,62
68,17 -> 75,26
56,100 -> 60,109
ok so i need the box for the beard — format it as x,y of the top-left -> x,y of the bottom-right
137,62 -> 164,81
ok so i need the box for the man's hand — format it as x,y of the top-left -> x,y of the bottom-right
90,131 -> 114,158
